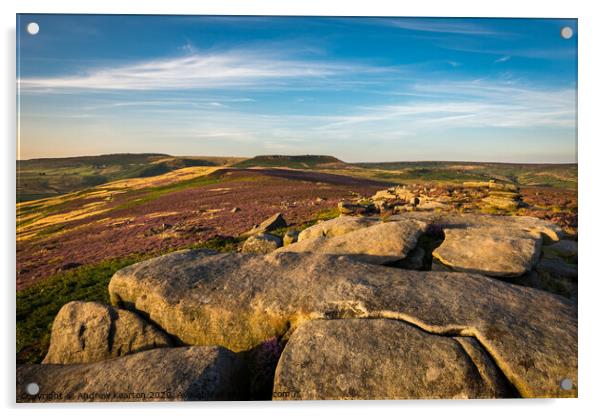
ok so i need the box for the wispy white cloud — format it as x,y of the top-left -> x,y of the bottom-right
313,80 -> 576,130
18,49 -> 385,91
436,42 -> 575,60
386,19 -> 508,36
494,55 -> 511,63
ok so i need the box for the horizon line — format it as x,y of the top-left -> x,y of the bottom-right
16,152 -> 578,165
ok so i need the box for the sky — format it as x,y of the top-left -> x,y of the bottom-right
17,15 -> 577,163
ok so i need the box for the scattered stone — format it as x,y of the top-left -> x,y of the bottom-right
18,347 -> 245,402
230,207 -> 240,213
144,223 -> 173,237
393,186 -> 418,203
242,213 -> 287,237
482,196 -> 520,211
57,262 -> 82,272
416,199 -> 449,211
488,182 -> 518,192
283,230 -> 299,246
337,201 -> 376,216
242,233 -> 283,254
278,219 -> 428,264
374,199 -> 391,213
463,181 -> 517,191
488,191 -> 520,199
371,189 -> 398,201
43,301 -> 172,365
273,319 -> 513,400
109,249 -> 577,397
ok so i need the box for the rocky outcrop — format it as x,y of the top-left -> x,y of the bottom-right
242,233 -> 282,254
372,185 -> 417,203
434,227 -> 542,276
388,212 -> 563,277
18,347 -> 244,402
242,213 -> 287,237
108,249 -> 577,398
273,319 -> 514,400
297,216 -> 378,242
337,201 -> 377,216
480,190 -> 522,211
277,219 -> 428,264
43,301 -> 172,365
463,181 -> 517,191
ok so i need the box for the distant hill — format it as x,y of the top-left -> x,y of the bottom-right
234,154 -> 346,169
352,161 -> 577,189
17,153 -> 245,202
16,153 -> 577,203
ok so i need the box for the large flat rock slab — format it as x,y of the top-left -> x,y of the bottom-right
277,219 -> 428,264
108,249 -> 577,398
43,301 -> 172,364
297,216 -> 379,241
390,212 -> 563,277
18,346 -> 244,402
273,318 -> 514,400
393,212 -> 563,242
433,227 -> 542,276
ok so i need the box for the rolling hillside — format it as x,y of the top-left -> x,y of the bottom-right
234,154 -> 346,169
17,153 -> 245,202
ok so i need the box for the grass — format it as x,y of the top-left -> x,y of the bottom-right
111,175 -> 223,211
16,255 -> 147,364
16,234 -> 250,365
191,235 -> 246,252
234,154 -> 343,169
354,161 -> 577,190
284,207 -> 341,234
35,223 -> 66,237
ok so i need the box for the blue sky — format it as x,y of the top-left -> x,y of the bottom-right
17,15 -> 577,162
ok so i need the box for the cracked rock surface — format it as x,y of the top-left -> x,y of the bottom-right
297,216 -> 379,241
273,318 -> 515,400
392,212 -> 564,277
108,249 -> 577,398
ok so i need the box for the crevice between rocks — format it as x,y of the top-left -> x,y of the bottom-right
386,224 -> 446,271
114,294 -> 527,399
341,310 -> 528,398
265,312 -> 525,400
453,336 -> 520,398
112,302 -> 528,399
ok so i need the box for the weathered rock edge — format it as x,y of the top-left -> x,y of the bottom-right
277,219 -> 428,264
17,346 -> 245,402
108,249 -> 577,398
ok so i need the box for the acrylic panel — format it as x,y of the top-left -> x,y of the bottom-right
16,14 -> 578,402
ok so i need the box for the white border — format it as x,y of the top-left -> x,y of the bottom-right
2,1 -> 601,416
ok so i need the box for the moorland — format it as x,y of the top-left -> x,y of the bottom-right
16,153 -> 577,367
